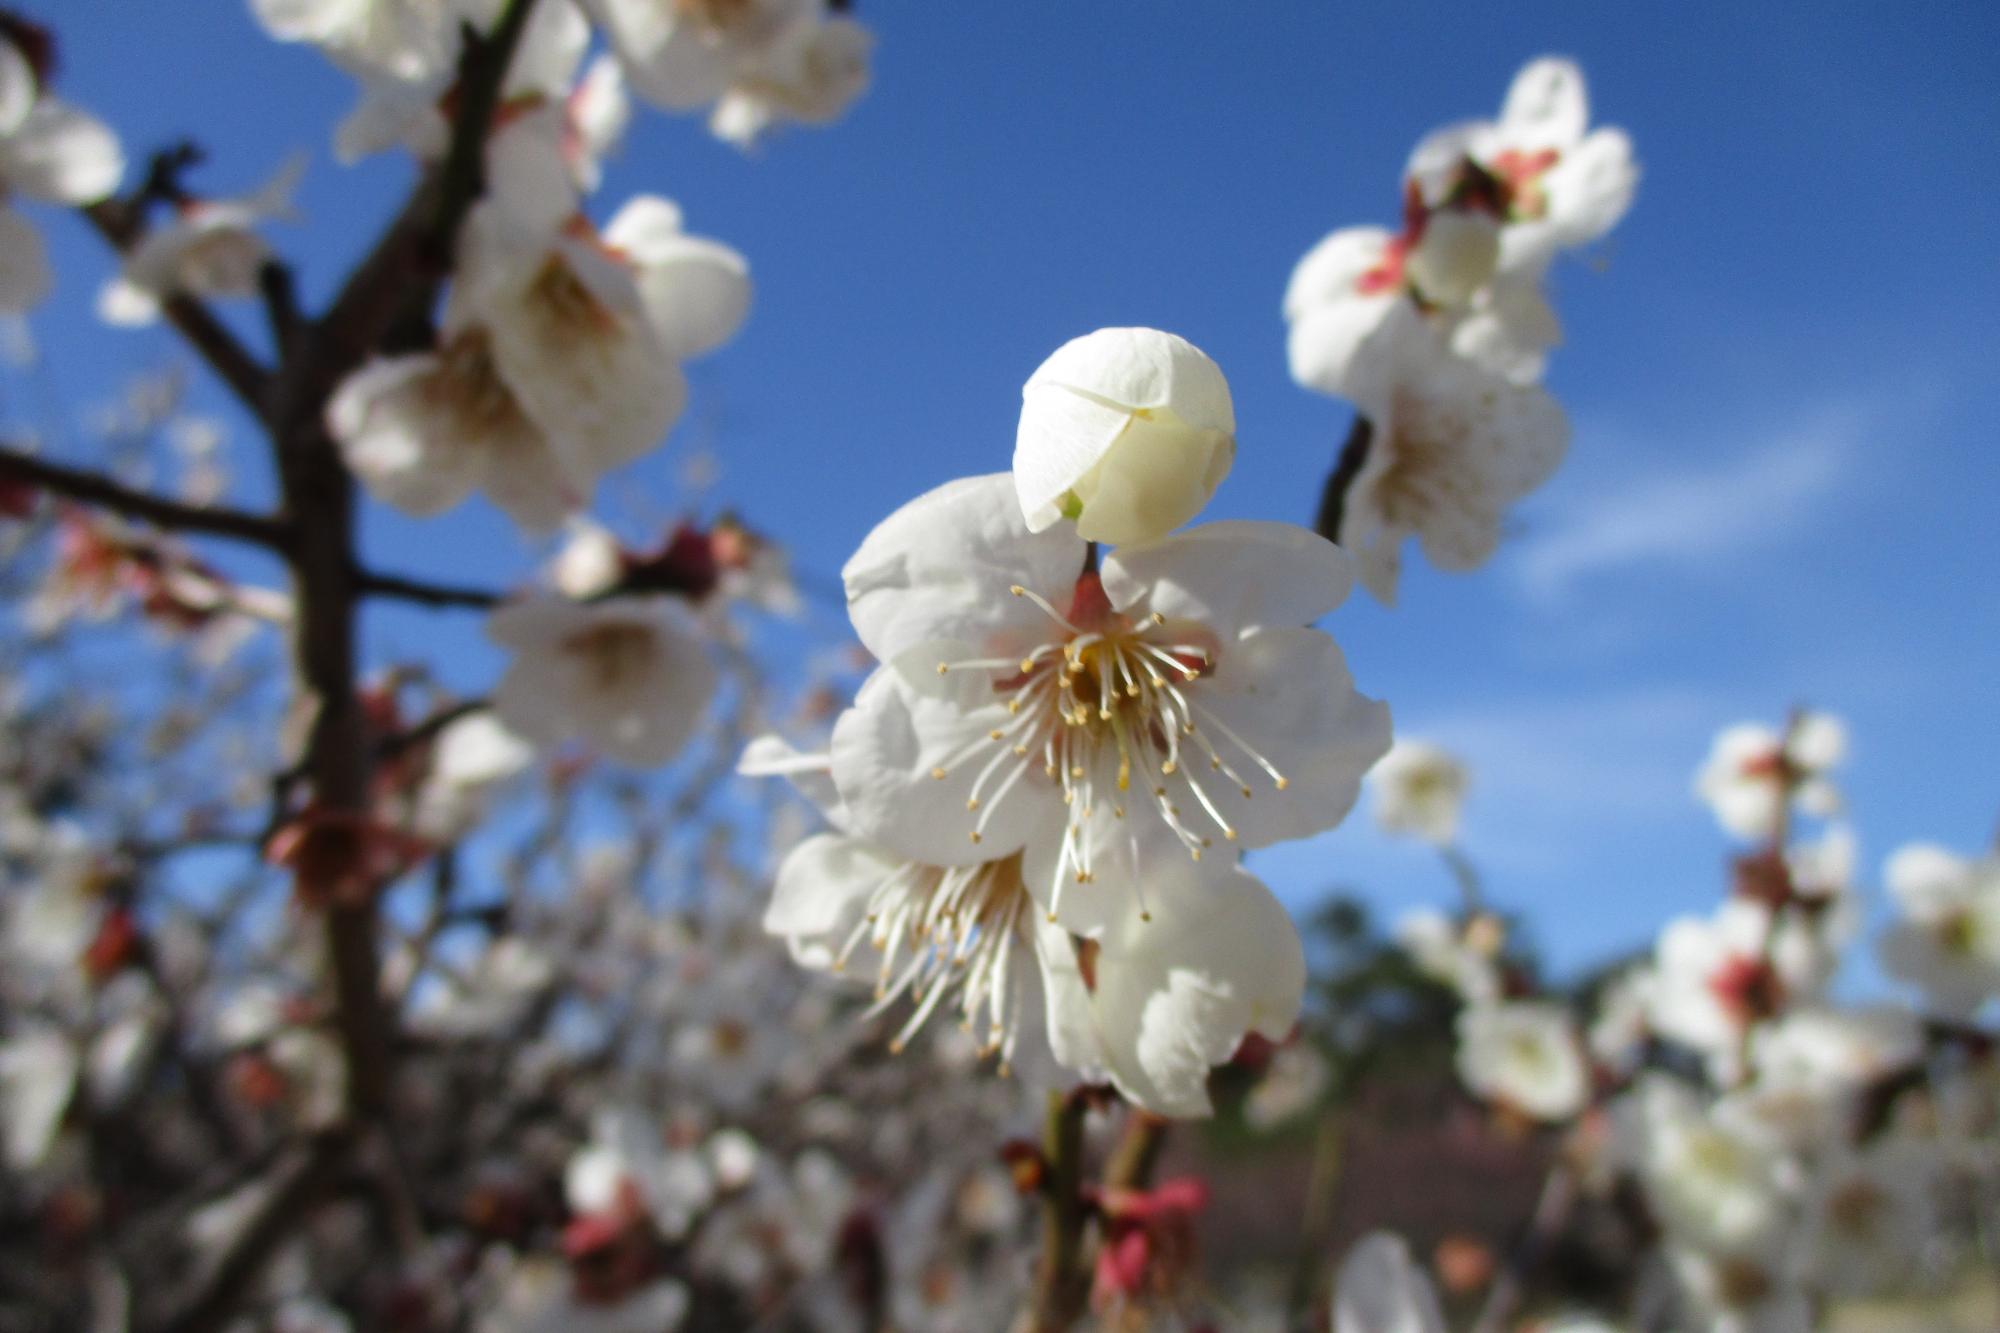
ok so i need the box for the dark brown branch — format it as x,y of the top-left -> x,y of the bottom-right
0,441 -> 292,548
1312,413 -> 1373,546
82,200 -> 273,420
355,567 -> 503,609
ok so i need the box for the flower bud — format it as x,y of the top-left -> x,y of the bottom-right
1013,327 -> 1234,547
1404,209 -> 1501,307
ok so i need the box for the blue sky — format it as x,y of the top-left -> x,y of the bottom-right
8,2 -> 1998,979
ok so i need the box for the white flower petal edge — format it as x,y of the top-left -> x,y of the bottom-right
1332,1232 -> 1447,1333
841,471 -> 1086,670
1074,855 -> 1305,1118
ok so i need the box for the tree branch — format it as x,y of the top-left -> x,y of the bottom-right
355,567 -> 503,609
0,442 -> 292,548
1312,413 -> 1373,546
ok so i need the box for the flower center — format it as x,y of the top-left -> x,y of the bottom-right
528,254 -> 622,340
560,622 -> 658,692
933,578 -> 1290,922
833,855 -> 1034,1069
432,328 -> 533,436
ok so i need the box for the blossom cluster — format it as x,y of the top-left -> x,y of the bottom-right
1362,715 -> 2000,1330
747,326 -> 1392,1118
1285,57 -> 1638,602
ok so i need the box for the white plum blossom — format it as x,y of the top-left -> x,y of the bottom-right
332,190 -> 747,530
567,1104 -> 716,1241
591,0 -> 872,147
97,154 -> 305,326
248,0 -> 472,82
0,28 -> 123,312
1012,327 -> 1235,549
1796,1140 -> 1940,1298
1286,57 -> 1636,399
1395,907 -> 1500,1004
1647,899 -> 1833,1082
487,592 -> 716,767
707,8 -> 872,148
1331,1232 -> 1445,1333
1613,1076 -> 1792,1261
1368,738 -> 1469,844
746,738 -> 1307,1118
1326,311 -> 1569,604
1877,842 -> 2000,1021
1455,999 -> 1589,1122
1403,57 -> 1638,380
834,471 -> 1390,938
1748,1004 -> 1923,1114
322,1 -> 610,178
1693,714 -> 1846,841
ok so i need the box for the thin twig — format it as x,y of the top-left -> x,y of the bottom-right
355,567 -> 504,610
0,442 -> 293,548
1313,413 -> 1373,546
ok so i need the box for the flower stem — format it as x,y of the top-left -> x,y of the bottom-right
1028,1089 -> 1092,1332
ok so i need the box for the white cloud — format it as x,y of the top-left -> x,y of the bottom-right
1508,402 -> 1865,602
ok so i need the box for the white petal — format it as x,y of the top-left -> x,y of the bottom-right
1333,1232 -> 1447,1333
1100,520 -> 1354,637
1501,127 -> 1638,271
1884,844 -> 1969,915
569,53 -> 632,185
1500,57 -> 1590,152
0,206 -> 51,314
765,833 -> 893,969
605,196 -> 751,360
1284,226 -> 1395,321
0,98 -> 123,204
1089,861 -> 1305,1119
1,1027 -> 78,1170
1191,627 -> 1392,849
737,734 -> 846,828
841,471 -> 1086,668
477,232 -> 686,478
327,356 -> 486,518
1025,327 -> 1234,433
0,37 -> 33,136
593,0 -> 736,110
828,665 -> 1062,868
